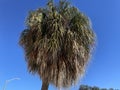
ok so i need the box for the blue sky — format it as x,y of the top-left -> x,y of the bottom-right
0,0 -> 120,90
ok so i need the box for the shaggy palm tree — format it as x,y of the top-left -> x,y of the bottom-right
19,0 -> 95,90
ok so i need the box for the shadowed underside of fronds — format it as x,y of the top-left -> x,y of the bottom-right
19,0 -> 95,88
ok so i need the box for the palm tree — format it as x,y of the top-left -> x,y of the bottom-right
19,0 -> 95,90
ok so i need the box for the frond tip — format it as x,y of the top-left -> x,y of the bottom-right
19,0 -> 96,88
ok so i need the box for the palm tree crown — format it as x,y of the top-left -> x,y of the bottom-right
19,0 -> 95,89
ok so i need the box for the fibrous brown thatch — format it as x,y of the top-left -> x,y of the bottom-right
19,0 -> 95,89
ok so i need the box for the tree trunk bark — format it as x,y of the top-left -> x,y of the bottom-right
41,81 -> 49,90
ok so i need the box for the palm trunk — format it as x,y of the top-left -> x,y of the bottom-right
41,81 -> 49,90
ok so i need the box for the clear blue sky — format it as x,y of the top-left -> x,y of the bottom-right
0,0 -> 120,90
